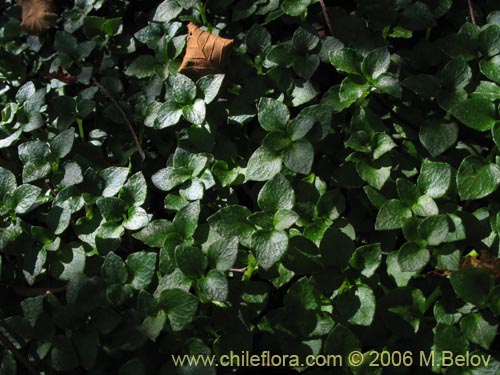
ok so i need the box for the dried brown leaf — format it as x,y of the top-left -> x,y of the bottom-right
178,23 -> 233,77
460,250 -> 500,278
40,68 -> 76,83
17,0 -> 57,36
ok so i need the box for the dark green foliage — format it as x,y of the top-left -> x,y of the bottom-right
1,0 -> 500,374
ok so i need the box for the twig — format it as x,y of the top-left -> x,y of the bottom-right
0,322 -> 38,375
92,77 -> 146,161
467,0 -> 476,24
229,267 -> 247,274
319,0 -> 334,37
44,179 -> 57,197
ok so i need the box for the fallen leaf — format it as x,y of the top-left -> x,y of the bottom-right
17,0 -> 57,36
178,22 -> 233,77
40,68 -> 76,84
460,250 -> 500,278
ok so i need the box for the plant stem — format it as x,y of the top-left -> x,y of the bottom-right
92,77 -> 146,161
0,322 -> 38,375
423,287 -> 441,313
467,0 -> 476,25
319,0 -> 334,37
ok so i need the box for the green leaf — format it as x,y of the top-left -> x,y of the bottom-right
182,99 -> 206,124
196,74 -> 225,104
18,141 -> 51,183
419,121 -> 459,157
155,101 -> 183,128
350,243 -> 381,278
439,57 -> 471,89
488,285 -> 500,316
492,122 -> 500,149
266,44 -> 296,67
101,167 -> 129,197
258,174 -> 295,212
153,1 -> 183,22
375,199 -> 412,230
246,147 -> 282,181
362,48 -> 390,80
175,245 -> 207,278
480,55 -> 500,84
197,270 -> 228,302
50,129 -> 75,159
460,312 -> 497,349
356,158 -> 391,190
258,97 -> 290,132
208,205 -> 254,243
287,115 -> 314,141
121,172 -> 147,207
283,139 -> 314,175
0,167 -> 16,201
171,74 -> 197,105
51,336 -> 79,371
396,179 -> 419,206
320,227 -> 355,268
133,220 -> 171,248
372,132 -> 396,159
450,268 -> 494,307
160,289 -> 199,331
418,160 -> 452,198
291,79 -> 319,106
126,252 -> 157,290
292,26 -> 319,52
173,200 -> 200,239
293,54 -> 320,80
457,156 -> 500,200
263,131 -> 292,151
7,184 -> 41,214
273,209 -> 298,230
402,74 -> 440,98
374,73 -> 401,98
102,252 -> 128,285
451,98 -> 497,131
324,324 -> 360,358
398,243 -> 430,272
329,48 -> 362,75
125,56 -> 158,78
479,25 -> 500,57
246,24 -> 272,54
123,206 -> 149,231
418,215 -> 449,246
339,76 -> 369,102
207,237 -> 238,272
96,197 -> 128,222
281,0 -> 311,16
252,230 -> 288,270
338,285 -> 376,326
284,277 -> 321,310
473,81 -> 500,100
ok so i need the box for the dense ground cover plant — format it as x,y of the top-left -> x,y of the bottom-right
1,0 -> 500,373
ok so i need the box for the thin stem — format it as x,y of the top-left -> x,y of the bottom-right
467,0 -> 476,25
319,0 -> 334,37
92,77 -> 146,161
423,287 -> 441,314
229,267 -> 247,274
0,322 -> 38,375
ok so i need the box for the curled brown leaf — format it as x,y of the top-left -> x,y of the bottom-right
178,22 -> 233,77
17,0 -> 57,36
